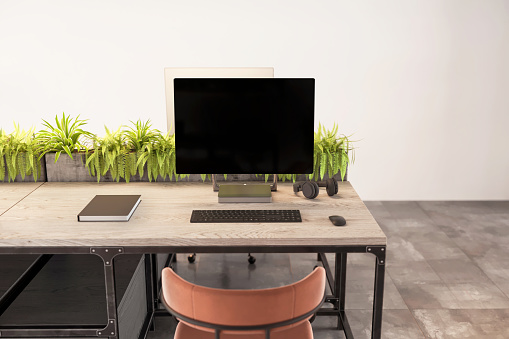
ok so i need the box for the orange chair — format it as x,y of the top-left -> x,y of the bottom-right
161,266 -> 326,339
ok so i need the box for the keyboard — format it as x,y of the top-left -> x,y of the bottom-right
190,210 -> 302,223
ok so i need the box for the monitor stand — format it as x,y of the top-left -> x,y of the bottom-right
212,175 -> 278,203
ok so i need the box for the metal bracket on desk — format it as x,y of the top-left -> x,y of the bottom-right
211,174 -> 278,192
366,246 -> 386,265
97,319 -> 117,337
325,295 -> 339,309
90,247 -> 124,265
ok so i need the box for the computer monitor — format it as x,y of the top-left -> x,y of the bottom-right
164,67 -> 274,135
174,78 -> 315,177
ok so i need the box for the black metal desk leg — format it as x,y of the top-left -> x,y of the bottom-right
146,254 -> 157,331
91,247 -> 123,339
339,253 -> 347,313
334,253 -> 347,330
368,246 -> 386,339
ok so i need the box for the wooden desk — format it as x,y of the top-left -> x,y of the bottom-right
0,181 -> 386,339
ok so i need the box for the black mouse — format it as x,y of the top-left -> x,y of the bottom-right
329,215 -> 346,226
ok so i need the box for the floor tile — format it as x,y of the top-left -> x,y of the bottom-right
456,240 -> 502,261
397,283 -> 461,309
386,235 -> 426,262
382,201 -> 432,220
427,259 -> 491,283
398,281 -> 509,310
387,260 -> 442,285
363,201 -> 392,219
377,217 -> 441,235
412,309 -> 509,339
403,230 -> 470,261
340,309 -> 425,339
418,201 -> 495,221
446,282 -> 509,309
345,274 -> 408,310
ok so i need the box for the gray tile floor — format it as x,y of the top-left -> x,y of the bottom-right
148,201 -> 509,339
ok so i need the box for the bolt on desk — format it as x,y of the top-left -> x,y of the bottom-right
0,181 -> 386,339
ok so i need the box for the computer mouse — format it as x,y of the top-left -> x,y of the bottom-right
329,215 -> 346,226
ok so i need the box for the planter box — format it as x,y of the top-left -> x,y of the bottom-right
1,155 -> 47,182
45,153 -> 98,182
44,152 -> 348,183
45,153 -> 173,182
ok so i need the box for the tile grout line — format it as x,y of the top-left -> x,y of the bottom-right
0,182 -> 46,217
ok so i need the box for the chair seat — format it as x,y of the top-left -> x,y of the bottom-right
175,321 -> 314,339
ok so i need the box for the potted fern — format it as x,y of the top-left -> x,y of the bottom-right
0,124 -> 46,182
310,123 -> 352,181
85,120 -> 164,182
278,123 -> 353,183
85,119 -> 206,182
38,112 -> 94,181
135,129 -> 181,182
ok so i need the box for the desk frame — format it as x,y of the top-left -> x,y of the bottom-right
0,244 -> 385,339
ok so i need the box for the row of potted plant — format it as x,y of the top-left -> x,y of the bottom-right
0,113 -> 353,183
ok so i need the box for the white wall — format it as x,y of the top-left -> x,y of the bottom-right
1,0 -> 508,200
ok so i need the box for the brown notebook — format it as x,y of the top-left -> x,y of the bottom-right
78,195 -> 141,222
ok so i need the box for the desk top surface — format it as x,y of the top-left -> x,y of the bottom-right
0,181 -> 386,248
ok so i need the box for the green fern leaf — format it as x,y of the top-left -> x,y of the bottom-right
34,154 -> 41,182
7,154 -> 16,182
18,153 -> 26,180
147,153 -> 153,182
130,152 -> 137,177
0,155 -> 5,182
333,152 -> 339,176
320,152 -> 327,180
125,151 -> 131,183
151,153 -> 158,181
340,151 -> 349,181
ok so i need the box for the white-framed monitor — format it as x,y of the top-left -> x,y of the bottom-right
164,67 -> 274,134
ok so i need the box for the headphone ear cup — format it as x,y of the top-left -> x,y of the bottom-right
302,182 -> 318,199
310,182 -> 319,199
326,178 -> 335,196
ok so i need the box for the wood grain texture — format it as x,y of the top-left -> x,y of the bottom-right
0,182 -> 386,248
0,182 -> 44,215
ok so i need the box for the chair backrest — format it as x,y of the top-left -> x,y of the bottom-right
161,266 -> 326,328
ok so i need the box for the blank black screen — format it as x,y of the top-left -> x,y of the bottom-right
174,78 -> 315,174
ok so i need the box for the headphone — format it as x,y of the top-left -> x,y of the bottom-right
293,178 -> 339,199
